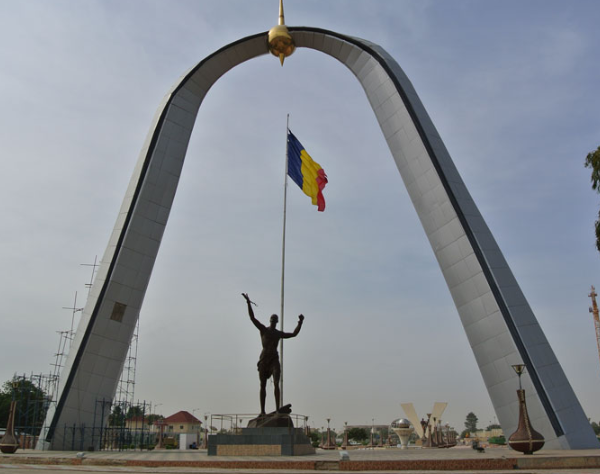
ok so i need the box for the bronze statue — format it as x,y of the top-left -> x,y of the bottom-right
242,293 -> 304,415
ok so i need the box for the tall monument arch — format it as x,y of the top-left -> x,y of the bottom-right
39,28 -> 597,450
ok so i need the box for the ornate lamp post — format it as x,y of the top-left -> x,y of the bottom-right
369,418 -> 375,448
0,381 -> 20,453
323,418 -> 336,449
341,421 -> 349,448
192,409 -> 201,447
201,415 -> 209,449
155,419 -> 166,449
508,364 -> 545,454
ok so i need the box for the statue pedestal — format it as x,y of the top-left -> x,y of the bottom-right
208,426 -> 314,456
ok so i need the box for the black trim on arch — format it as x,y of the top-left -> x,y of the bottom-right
46,32 -> 270,442
288,26 -> 563,437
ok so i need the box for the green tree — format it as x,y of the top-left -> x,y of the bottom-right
347,427 -> 368,443
584,145 -> 600,252
0,389 -> 10,428
591,421 -> 600,436
0,377 -> 48,434
109,405 -> 125,427
308,430 -> 321,447
464,412 -> 478,433
146,414 -> 164,426
126,405 -> 144,419
486,423 -> 501,430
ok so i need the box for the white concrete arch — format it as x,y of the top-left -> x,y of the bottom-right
39,28 -> 597,450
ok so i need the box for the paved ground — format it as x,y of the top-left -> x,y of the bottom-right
2,445 -> 600,473
4,467 -> 600,474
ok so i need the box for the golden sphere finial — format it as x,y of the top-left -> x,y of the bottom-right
268,0 -> 295,66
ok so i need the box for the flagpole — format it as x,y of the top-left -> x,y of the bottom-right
279,113 -> 290,408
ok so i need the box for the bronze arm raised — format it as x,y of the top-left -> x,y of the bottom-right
281,314 -> 304,339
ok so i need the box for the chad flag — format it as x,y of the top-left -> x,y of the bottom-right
287,130 -> 328,211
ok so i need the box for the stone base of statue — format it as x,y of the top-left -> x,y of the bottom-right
247,405 -> 294,428
208,406 -> 314,456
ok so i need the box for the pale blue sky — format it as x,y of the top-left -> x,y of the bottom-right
1,0 -> 599,433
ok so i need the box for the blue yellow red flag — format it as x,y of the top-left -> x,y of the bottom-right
287,130 -> 327,211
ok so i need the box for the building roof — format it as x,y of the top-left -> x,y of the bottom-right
164,410 -> 201,424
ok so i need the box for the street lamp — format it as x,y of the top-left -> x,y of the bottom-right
511,364 -> 526,390
192,408 -> 201,425
508,363 -> 544,454
191,409 -> 201,448
201,414 -> 210,449
370,418 -> 375,448
323,418 -> 335,449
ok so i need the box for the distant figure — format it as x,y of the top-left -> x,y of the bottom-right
242,293 -> 304,415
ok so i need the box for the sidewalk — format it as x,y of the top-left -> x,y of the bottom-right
2,446 -> 600,472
